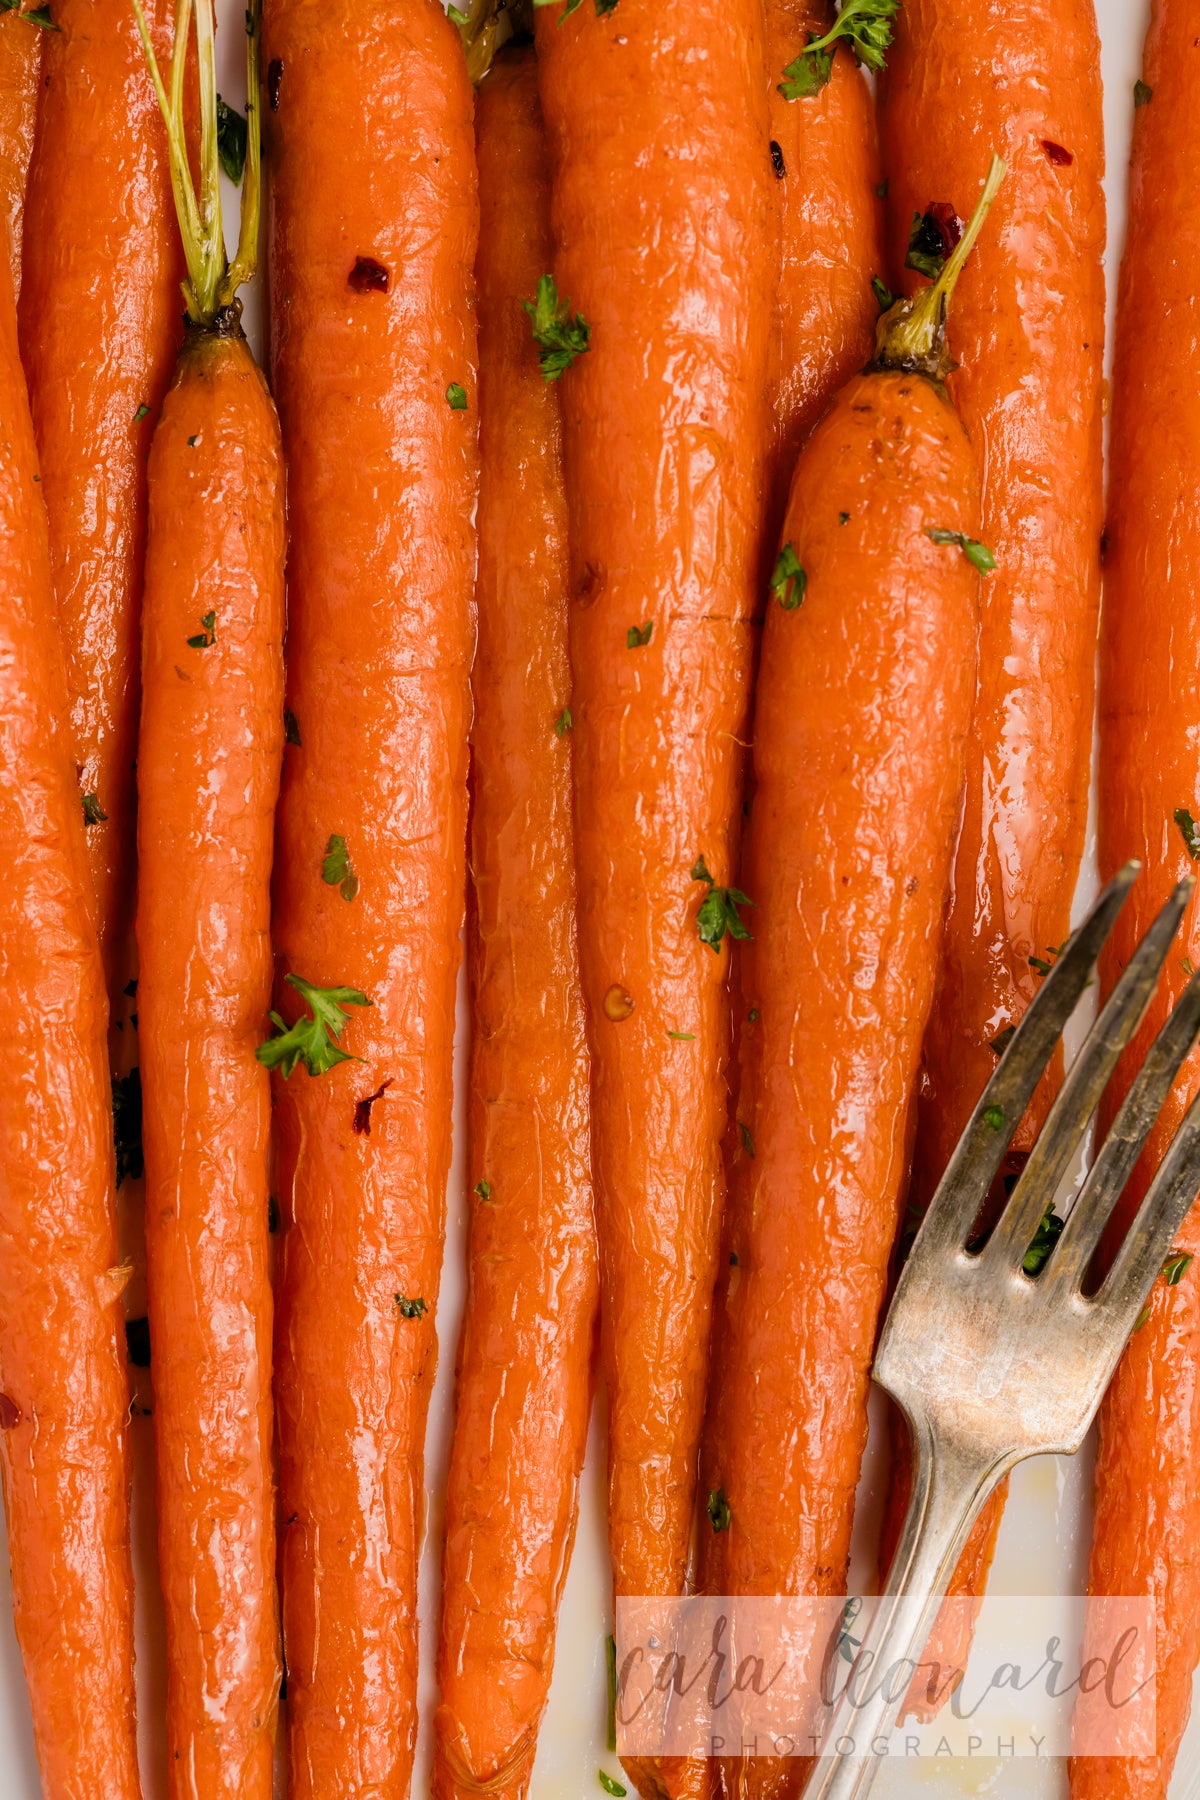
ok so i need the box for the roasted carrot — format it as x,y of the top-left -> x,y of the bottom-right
263,2 -> 477,1790
131,5 -> 282,1794
0,3 -> 44,292
1071,7 -> 1200,1792
763,0 -> 884,541
701,167 -> 999,1800
531,11 -> 772,1791
433,48 -> 598,1799
0,206 -> 141,1800
875,0 -> 1106,1681
18,0 -> 180,1000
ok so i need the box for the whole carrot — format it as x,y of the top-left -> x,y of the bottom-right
131,5 -> 283,1795
263,1 -> 477,1790
0,2 -> 45,291
700,165 -> 997,1800
1072,7 -> 1200,1793
433,48 -> 598,1800
876,0 -> 1106,1679
763,0 -> 885,541
18,0 -> 180,999
0,212 -> 141,1800
531,12 -> 772,1793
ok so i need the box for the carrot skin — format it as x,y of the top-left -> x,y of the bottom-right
0,238 -> 141,1800
18,0 -> 181,997
433,52 -> 598,1800
533,0 -> 773,1633
264,3 -> 478,1791
876,0 -> 1106,1671
764,6 -> 882,542
700,367 -> 979,1800
1072,5 -> 1200,1792
137,325 -> 284,1800
0,7 -> 41,292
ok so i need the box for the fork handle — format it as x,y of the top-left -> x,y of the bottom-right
800,1415 -> 1010,1800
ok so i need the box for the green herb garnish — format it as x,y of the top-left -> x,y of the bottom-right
1164,1251 -> 1194,1287
989,1025 -> 1016,1057
256,973 -> 371,1078
81,793 -> 107,827
926,527 -> 996,574
321,833 -> 359,903
133,403 -> 150,423
778,0 -> 900,98
739,1122 -> 755,1158
691,856 -> 753,953
706,1487 -> 732,1532
474,1178 -> 492,1200
1134,79 -> 1153,107
554,707 -> 573,737
598,1775 -> 627,1798
983,1105 -> 1005,1131
446,382 -> 468,411
871,275 -> 894,313
524,274 -> 590,381
187,610 -> 216,649
0,0 -> 59,29
1175,807 -> 1200,861
394,1294 -> 427,1319
1023,1206 -> 1064,1276
216,95 -> 248,183
770,541 -> 807,610
627,621 -> 653,648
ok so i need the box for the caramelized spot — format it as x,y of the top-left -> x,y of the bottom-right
0,1393 -> 20,1430
603,984 -> 635,1022
353,1078 -> 394,1136
349,257 -> 390,294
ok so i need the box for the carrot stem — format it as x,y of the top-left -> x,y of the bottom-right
875,152 -> 1005,378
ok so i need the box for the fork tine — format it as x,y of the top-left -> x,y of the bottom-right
1047,967 -> 1200,1291
1096,1082 -> 1200,1327
910,862 -> 1141,1263
983,876 -> 1195,1270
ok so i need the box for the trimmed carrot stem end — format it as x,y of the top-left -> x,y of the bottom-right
451,0 -> 533,85
874,154 -> 1006,381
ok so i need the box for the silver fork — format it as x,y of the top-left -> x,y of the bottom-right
803,861 -> 1200,1800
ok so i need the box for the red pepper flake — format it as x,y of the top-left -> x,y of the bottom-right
353,1078 -> 393,1136
0,1393 -> 21,1430
267,58 -> 284,111
1041,139 -> 1073,166
925,201 -> 962,256
349,256 -> 390,295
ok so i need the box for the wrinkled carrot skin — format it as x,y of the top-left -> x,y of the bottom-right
534,0 -> 771,1660
0,244 -> 141,1800
764,13 -> 882,542
136,325 -> 284,1800
18,0 -> 181,997
264,3 -> 477,1792
876,0 -> 1105,1679
1071,7 -> 1200,1792
0,9 -> 41,292
701,369 -> 980,1800
434,52 -> 597,1800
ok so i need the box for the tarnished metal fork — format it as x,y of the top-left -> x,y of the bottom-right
804,862 -> 1200,1800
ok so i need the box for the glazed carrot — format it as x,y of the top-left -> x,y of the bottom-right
875,0 -> 1106,1681
132,6 -> 282,1794
263,1 -> 477,1791
1071,8 -> 1200,1793
0,3 -> 44,292
18,0 -> 180,1001
0,212 -> 141,1800
763,0 -> 883,541
701,168 -> 999,1800
532,11 -> 772,1789
433,49 -> 598,1800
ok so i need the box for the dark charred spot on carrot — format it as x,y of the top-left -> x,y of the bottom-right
906,875 -> 919,895
268,1195 -> 281,1234
769,139 -> 786,179
267,58 -> 284,110
349,257 -> 390,295
1134,79 -> 1153,107
729,1251 -> 739,1266
1041,139 -> 1073,166
906,203 -> 962,280
125,1316 -> 152,1368
353,1078 -> 393,1136
0,1394 -> 20,1431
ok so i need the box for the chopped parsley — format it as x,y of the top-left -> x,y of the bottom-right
112,1068 -> 144,1187
0,0 -> 59,29
256,974 -> 371,1078
187,610 -> 216,649
1164,1251 -> 1193,1287
133,403 -> 150,423
983,1104 -> 1005,1131
626,620 -> 653,648
926,527 -> 996,575
778,0 -> 899,98
989,1025 -> 1017,1057
321,833 -> 359,902
1022,1206 -> 1064,1276
738,1122 -> 755,1158
394,1293 -> 427,1319
598,1775 -> 627,1798
446,382 -> 468,411
668,1030 -> 695,1041
216,95 -> 248,184
770,541 -> 806,610
474,1178 -> 492,1200
871,274 -> 894,313
554,706 -> 573,737
706,1487 -> 732,1532
691,855 -> 753,953
1134,79 -> 1153,107
524,274 -> 590,381
1029,942 -> 1066,977
1175,807 -> 1200,862
81,792 -> 107,826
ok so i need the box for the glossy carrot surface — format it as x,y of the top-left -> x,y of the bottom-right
137,322 -> 284,1800
18,0 -> 181,997
265,2 -> 478,1791
532,0 -> 773,1718
0,235 -> 141,1800
877,0 -> 1105,1664
0,6 -> 41,290
1073,4 -> 1200,1792
434,51 -> 597,1800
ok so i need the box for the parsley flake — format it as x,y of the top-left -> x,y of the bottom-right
778,0 -> 899,98
0,0 -> 59,29
626,621 -> 653,648
394,1293 -> 427,1319
474,1178 -> 492,1200
187,610 -> 216,649
256,974 -> 371,1078
598,1775 -> 627,1798
1134,79 -> 1153,106
983,1105 -> 1005,1131
770,541 -> 807,610
133,403 -> 150,423
1022,1206 -> 1064,1276
926,527 -> 996,574
706,1487 -> 732,1532
738,1121 -> 755,1158
554,706 -> 573,737
321,833 -> 359,903
1165,1251 -> 1194,1287
81,793 -> 107,827
1175,807 -> 1200,862
524,274 -> 590,381
871,274 -> 894,313
692,855 -> 754,953
446,382 -> 468,411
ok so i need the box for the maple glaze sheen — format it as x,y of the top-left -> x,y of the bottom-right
18,0 -> 182,999
1075,4 -> 1200,1793
534,0 -> 773,1620
433,54 -> 598,1800
764,4 -> 883,548
876,0 -> 1106,1677
0,247 -> 140,1800
264,1 -> 477,1792
0,9 -> 40,291
136,328 -> 285,1800
701,370 -> 980,1800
